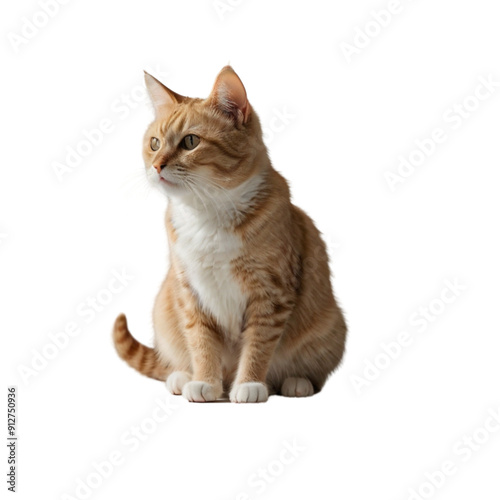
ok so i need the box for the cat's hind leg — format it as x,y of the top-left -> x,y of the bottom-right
166,371 -> 192,395
280,377 -> 315,398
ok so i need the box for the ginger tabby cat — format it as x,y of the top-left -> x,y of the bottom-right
113,66 -> 346,403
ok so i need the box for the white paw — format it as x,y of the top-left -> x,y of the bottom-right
230,382 -> 268,403
281,377 -> 314,397
182,381 -> 220,402
166,371 -> 192,395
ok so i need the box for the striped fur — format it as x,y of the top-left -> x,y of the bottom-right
113,314 -> 169,381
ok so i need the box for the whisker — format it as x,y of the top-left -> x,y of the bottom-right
120,169 -> 153,200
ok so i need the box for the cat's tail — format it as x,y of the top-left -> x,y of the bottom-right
112,314 -> 169,381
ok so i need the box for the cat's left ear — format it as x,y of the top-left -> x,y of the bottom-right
208,66 -> 250,125
144,72 -> 186,118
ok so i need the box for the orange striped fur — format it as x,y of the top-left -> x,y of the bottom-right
112,66 -> 346,403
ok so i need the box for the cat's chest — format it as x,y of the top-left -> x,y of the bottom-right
171,207 -> 246,339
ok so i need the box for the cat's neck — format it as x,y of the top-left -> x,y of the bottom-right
169,169 -> 269,229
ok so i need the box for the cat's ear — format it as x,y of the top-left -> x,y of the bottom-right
144,72 -> 186,118
208,66 -> 250,124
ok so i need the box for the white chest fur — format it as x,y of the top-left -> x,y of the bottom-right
171,202 -> 247,340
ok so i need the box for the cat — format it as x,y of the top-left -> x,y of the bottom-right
113,66 -> 346,403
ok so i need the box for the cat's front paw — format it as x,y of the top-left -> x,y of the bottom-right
230,382 -> 268,403
182,381 -> 221,402
166,371 -> 192,395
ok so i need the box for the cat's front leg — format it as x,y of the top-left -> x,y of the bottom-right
230,299 -> 291,403
182,314 -> 224,403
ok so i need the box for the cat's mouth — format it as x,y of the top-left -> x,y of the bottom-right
159,176 -> 180,188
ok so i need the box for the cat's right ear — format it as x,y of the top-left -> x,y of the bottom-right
144,72 -> 186,118
208,66 -> 250,125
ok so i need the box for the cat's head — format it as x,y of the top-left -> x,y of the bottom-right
143,66 -> 267,202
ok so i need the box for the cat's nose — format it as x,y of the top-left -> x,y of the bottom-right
153,164 -> 167,174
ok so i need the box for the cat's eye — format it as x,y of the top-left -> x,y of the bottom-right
181,134 -> 200,151
150,137 -> 161,151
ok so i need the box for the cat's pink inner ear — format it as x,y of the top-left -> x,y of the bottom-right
144,72 -> 184,118
210,66 -> 250,124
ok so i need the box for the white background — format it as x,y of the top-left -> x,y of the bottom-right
1,1 -> 499,499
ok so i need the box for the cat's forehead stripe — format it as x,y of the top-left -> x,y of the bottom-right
160,108 -> 184,136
